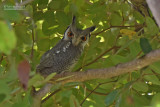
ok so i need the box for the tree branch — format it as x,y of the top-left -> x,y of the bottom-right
52,49 -> 160,84
33,49 -> 160,106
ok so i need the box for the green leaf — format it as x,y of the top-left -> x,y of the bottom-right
70,95 -> 80,107
3,10 -> 22,22
109,2 -> 120,12
48,0 -> 61,10
105,89 -> 119,106
144,69 -> 160,85
42,20 -> 58,36
0,21 -> 16,55
145,75 -> 160,85
12,102 -> 28,107
146,17 -> 159,36
133,11 -> 145,24
129,41 -> 141,57
14,25 -> 31,45
0,80 -> 11,101
150,62 -> 160,73
44,72 -> 56,82
56,12 -> 70,26
120,3 -> 130,14
132,93 -> 150,106
151,93 -> 160,106
132,81 -> 148,92
111,55 -> 129,65
110,13 -> 123,26
0,94 -> 6,103
140,38 -> 152,54
28,74 -> 44,87
37,38 -> 50,51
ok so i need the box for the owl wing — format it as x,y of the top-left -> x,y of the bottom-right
36,51 -> 54,73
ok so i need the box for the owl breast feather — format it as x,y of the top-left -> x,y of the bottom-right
36,40 -> 83,76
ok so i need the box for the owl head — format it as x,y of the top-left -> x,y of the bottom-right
63,16 -> 96,47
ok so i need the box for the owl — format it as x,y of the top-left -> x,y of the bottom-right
36,16 -> 96,76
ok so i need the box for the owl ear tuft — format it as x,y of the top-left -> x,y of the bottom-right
84,26 -> 96,33
89,26 -> 96,32
72,16 -> 76,25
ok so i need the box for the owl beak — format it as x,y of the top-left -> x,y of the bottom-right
71,34 -> 79,46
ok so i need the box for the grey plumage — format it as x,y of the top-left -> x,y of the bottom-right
36,16 -> 96,76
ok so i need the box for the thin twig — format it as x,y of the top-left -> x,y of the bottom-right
30,29 -> 35,59
92,25 -> 140,36
81,85 -> 108,96
42,89 -> 61,103
75,46 -> 120,71
0,53 -> 4,64
80,79 -> 118,106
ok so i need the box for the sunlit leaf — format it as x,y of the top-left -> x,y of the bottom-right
0,21 -> 16,55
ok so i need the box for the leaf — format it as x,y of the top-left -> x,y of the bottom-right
132,94 -> 149,106
150,62 -> 160,73
132,81 -> 148,92
146,17 -> 159,36
151,93 -> 160,106
44,72 -> 56,83
120,29 -> 136,39
0,80 -> 11,101
28,74 -> 44,87
133,11 -> 145,24
110,13 -> 123,26
120,3 -> 130,14
0,94 -> 6,103
55,75 -> 74,82
144,69 -> 160,85
3,10 -> 22,22
0,21 -> 17,55
144,75 -> 160,85
140,38 -> 152,54
37,38 -> 50,51
105,89 -> 119,106
48,0 -> 61,10
14,25 -> 31,45
129,41 -> 141,57
17,60 -> 31,90
70,95 -> 80,107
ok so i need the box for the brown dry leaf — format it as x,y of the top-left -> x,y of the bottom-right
17,60 -> 30,90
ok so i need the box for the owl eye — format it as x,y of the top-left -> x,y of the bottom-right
81,36 -> 87,41
67,32 -> 74,37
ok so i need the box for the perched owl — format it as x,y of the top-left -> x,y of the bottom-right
36,16 -> 96,76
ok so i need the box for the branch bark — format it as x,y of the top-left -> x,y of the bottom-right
52,49 -> 160,84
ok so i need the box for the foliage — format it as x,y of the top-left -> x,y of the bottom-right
0,0 -> 160,107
